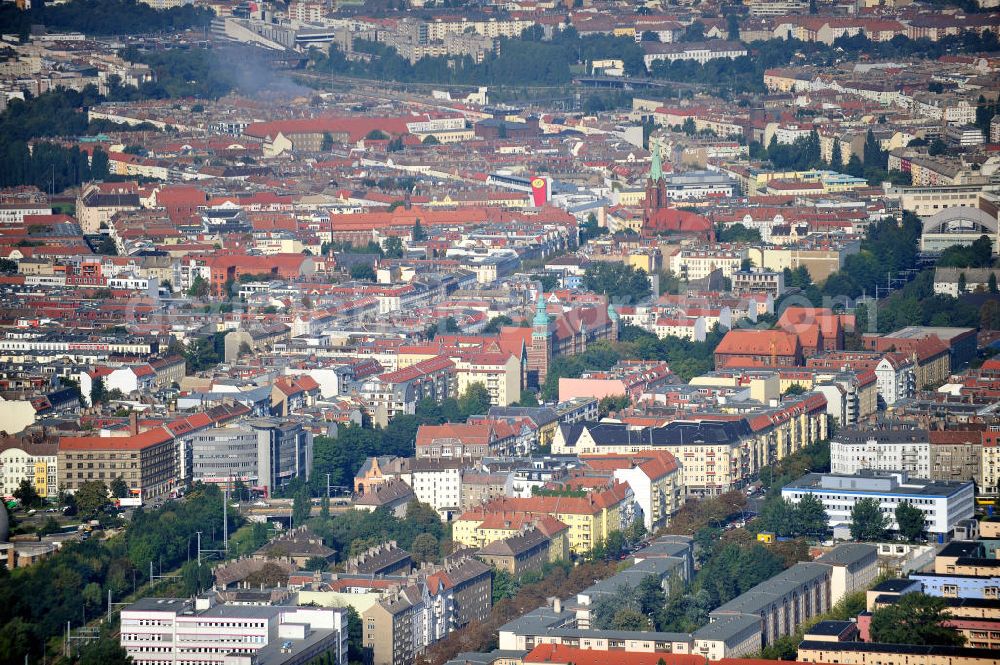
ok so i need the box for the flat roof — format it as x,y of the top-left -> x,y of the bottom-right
783,472 -> 972,498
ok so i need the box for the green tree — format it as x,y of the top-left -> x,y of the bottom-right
492,569 -> 519,603
292,485 -> 311,527
583,262 -> 652,303
321,132 -> 334,151
90,376 -> 108,405
870,593 -> 964,646
483,314 -> 514,334
958,272 -> 967,294
637,574 -> 667,615
383,235 -> 404,258
989,272 -> 998,294
758,496 -> 797,538
75,480 -> 109,517
830,138 -> 842,167
187,274 -> 209,298
109,476 -> 130,499
850,497 -> 889,541
796,493 -> 829,538
612,607 -> 652,631
13,479 -> 41,509
895,501 -> 926,542
459,382 -> 493,416
346,606 -> 364,663
350,264 -> 376,281
304,556 -> 329,572
411,533 -> 439,563
77,634 -> 133,665
412,218 -> 427,241
516,390 -> 540,407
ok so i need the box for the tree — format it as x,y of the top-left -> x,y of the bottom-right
411,533 -> 439,563
516,390 -> 540,407
412,218 -> 427,241
796,494 -> 828,538
726,14 -> 740,40
583,262 -> 652,303
292,485 -> 311,527
830,138 -> 842,168
422,134 -> 440,145
637,574 -> 667,615
187,274 -> 209,298
863,128 -> 887,169
77,635 -> 133,665
109,476 -> 130,499
350,264 -> 376,281
683,21 -> 705,42
483,315 -> 513,334
958,272 -> 967,294
870,593 -> 964,646
611,607 -> 652,631
758,496 -> 797,537
895,501 -> 926,542
850,497 -> 889,541
459,382 -> 493,416
75,480 -> 109,517
245,562 -> 289,588
383,235 -> 404,258
989,272 -> 998,294
928,137 -> 947,156
321,132 -> 334,151
13,479 -> 42,509
304,556 -> 329,572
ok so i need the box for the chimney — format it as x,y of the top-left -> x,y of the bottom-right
129,412 -> 139,436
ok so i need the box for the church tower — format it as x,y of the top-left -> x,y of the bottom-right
642,146 -> 667,231
529,293 -> 552,388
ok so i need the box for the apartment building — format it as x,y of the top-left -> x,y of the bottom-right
58,426 -> 176,501
454,351 -> 521,406
669,248 -> 747,280
579,451 -> 684,530
362,556 -> 491,665
476,525 -> 552,576
831,425 -> 931,478
452,482 -> 632,554
0,440 -> 58,499
361,355 -> 456,427
797,640 -> 999,665
408,458 -> 464,520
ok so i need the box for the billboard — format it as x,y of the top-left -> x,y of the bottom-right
530,177 -> 548,207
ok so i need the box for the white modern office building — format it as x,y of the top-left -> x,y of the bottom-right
782,470 -> 974,537
120,595 -> 347,665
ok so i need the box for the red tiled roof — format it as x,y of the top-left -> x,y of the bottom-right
59,426 -> 173,451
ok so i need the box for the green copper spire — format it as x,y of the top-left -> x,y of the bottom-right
532,293 -> 549,327
650,145 -> 662,182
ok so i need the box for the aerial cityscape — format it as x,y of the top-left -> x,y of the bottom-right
0,0 -> 998,664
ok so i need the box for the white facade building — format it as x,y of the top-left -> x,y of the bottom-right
782,471 -> 975,536
830,427 -> 931,478
0,445 -> 58,499
408,459 -> 463,520
120,596 -> 348,665
874,354 -> 915,406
